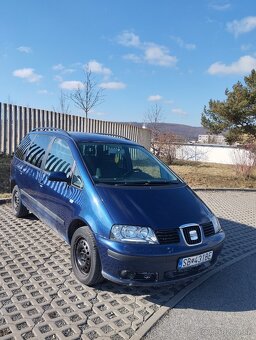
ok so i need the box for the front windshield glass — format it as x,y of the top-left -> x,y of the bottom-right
78,142 -> 180,185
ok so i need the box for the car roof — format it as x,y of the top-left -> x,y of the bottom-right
30,129 -> 138,145
69,132 -> 137,145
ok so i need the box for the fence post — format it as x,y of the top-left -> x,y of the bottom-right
0,103 -> 2,153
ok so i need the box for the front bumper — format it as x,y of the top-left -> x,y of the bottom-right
97,231 -> 225,286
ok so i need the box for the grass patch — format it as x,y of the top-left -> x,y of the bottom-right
171,160 -> 256,189
0,154 -> 12,198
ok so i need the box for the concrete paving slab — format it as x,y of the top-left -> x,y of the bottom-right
0,190 -> 255,339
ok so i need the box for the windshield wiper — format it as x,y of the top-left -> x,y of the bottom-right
96,180 -> 180,186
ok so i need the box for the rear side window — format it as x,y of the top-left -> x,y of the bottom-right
15,134 -> 34,160
45,138 -> 74,177
25,134 -> 51,168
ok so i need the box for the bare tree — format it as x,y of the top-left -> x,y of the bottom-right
59,90 -> 71,115
68,68 -> 104,118
157,132 -> 180,163
233,143 -> 256,178
145,104 -> 164,156
52,90 -> 71,115
145,104 -> 179,161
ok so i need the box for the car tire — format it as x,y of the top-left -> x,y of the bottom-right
12,185 -> 29,217
71,226 -> 104,286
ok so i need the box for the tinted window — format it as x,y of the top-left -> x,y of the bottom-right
45,138 -> 74,177
15,134 -> 34,160
25,134 -> 51,168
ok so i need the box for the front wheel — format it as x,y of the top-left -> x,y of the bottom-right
71,226 -> 104,286
12,185 -> 29,217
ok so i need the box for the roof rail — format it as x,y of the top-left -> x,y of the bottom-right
93,133 -> 131,140
31,127 -> 70,136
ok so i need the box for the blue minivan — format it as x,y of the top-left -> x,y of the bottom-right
10,128 -> 225,286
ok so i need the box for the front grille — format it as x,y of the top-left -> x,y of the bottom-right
202,222 -> 215,237
181,225 -> 201,245
155,229 -> 180,244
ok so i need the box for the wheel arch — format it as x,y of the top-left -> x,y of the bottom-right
10,179 -> 17,192
67,218 -> 92,245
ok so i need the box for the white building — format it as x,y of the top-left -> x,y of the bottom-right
198,134 -> 226,145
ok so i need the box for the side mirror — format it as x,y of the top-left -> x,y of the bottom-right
48,171 -> 70,183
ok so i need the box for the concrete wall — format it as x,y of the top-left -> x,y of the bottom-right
175,144 -> 253,165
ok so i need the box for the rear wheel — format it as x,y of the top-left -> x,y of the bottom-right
71,226 -> 104,286
12,185 -> 29,217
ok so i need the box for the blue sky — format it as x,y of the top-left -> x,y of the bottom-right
1,0 -> 256,126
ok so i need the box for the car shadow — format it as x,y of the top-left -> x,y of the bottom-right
172,253 -> 256,313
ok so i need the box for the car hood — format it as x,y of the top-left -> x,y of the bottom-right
95,183 -> 211,230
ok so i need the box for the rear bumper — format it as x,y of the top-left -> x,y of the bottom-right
97,231 -> 225,286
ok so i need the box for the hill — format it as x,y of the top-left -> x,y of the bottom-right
130,122 -> 206,141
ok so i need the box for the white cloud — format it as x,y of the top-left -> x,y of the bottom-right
227,16 -> 256,36
99,81 -> 126,90
123,54 -> 142,63
118,31 -> 177,67
208,55 -> 256,75
148,95 -> 162,102
172,108 -> 187,115
144,43 -> 177,67
63,69 -> 75,74
60,80 -> 84,90
52,63 -> 75,74
52,63 -> 65,71
241,44 -> 252,51
54,75 -> 63,82
87,60 -> 112,76
13,68 -> 42,82
210,2 -> 231,11
170,36 -> 196,50
17,46 -> 32,53
117,31 -> 140,47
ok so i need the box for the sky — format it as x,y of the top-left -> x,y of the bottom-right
1,0 -> 256,126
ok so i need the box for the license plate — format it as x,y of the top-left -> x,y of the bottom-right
178,251 -> 213,269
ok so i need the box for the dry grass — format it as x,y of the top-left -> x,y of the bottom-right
171,160 -> 256,189
0,155 -> 12,198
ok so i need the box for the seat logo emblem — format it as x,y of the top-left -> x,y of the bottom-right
189,230 -> 198,241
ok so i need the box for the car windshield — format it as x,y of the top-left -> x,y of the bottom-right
78,142 -> 180,185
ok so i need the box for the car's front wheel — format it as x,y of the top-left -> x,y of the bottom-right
71,226 -> 104,286
12,185 -> 29,217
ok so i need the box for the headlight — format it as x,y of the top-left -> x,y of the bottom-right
110,225 -> 159,244
211,215 -> 222,233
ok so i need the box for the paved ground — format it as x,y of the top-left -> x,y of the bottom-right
0,190 -> 255,339
144,254 -> 256,340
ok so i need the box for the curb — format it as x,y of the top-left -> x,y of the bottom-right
193,188 -> 256,192
132,248 -> 256,340
0,198 -> 11,205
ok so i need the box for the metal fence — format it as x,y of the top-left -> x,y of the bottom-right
0,103 -> 151,155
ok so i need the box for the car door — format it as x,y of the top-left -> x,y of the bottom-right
38,137 -> 84,236
19,133 -> 52,215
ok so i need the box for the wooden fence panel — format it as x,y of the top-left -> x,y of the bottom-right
0,102 -> 151,154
